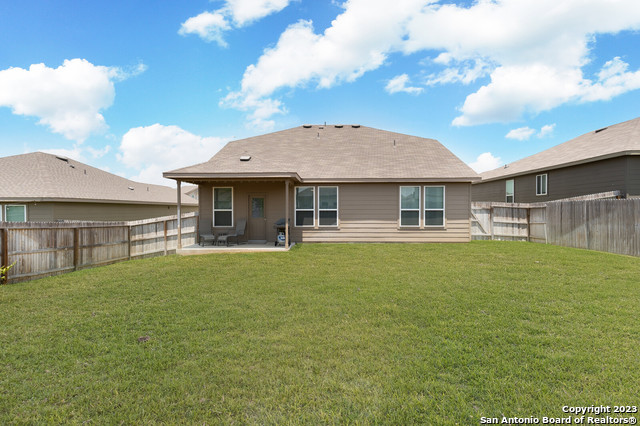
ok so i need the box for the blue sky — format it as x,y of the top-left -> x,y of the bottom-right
1,0 -> 639,185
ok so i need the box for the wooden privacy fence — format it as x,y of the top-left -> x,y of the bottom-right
0,212 -> 197,284
546,199 -> 640,257
472,199 -> 640,257
472,202 -> 547,243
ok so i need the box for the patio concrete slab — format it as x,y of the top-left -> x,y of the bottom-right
177,242 -> 294,255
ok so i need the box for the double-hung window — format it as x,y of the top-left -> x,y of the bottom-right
5,205 -> 26,222
424,186 -> 445,227
506,179 -> 514,203
536,174 -> 547,196
213,187 -> 233,227
295,186 -> 315,227
318,186 -> 338,226
400,186 -> 420,227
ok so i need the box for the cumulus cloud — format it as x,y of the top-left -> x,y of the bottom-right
118,124 -> 228,185
506,126 -> 536,141
470,152 -> 502,173
538,124 -> 556,138
180,0 -> 291,46
224,0 -> 640,127
0,59 -> 145,142
506,123 -> 556,140
178,11 -> 230,47
385,74 -> 423,95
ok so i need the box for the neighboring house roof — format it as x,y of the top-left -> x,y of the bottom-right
479,116 -> 640,183
0,152 -> 197,205
165,125 -> 479,182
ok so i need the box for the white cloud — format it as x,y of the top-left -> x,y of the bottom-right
178,11 -> 230,47
538,123 -> 556,138
118,124 -> 228,185
470,152 -> 502,173
385,74 -> 423,95
223,0 -> 640,126
506,123 -> 556,140
506,126 -> 536,141
179,0 -> 291,45
0,59 -> 144,142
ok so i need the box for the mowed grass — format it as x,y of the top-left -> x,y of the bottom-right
1,242 -> 639,424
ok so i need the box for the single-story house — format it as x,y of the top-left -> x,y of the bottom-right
473,116 -> 640,203
164,124 -> 479,246
0,152 -> 198,222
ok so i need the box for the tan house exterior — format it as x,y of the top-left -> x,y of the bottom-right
0,152 -> 198,222
164,125 -> 479,245
473,117 -> 640,203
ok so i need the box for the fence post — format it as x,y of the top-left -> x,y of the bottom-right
526,207 -> 531,242
490,206 -> 494,240
73,228 -> 79,271
1,228 -> 8,283
164,220 -> 168,256
127,226 -> 132,261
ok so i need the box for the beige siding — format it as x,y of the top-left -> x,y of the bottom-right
289,183 -> 471,243
0,202 -> 197,222
200,181 -> 471,243
206,181 -> 287,242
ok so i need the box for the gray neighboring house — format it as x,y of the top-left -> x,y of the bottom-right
164,124 -> 479,245
0,152 -> 198,222
473,117 -> 640,203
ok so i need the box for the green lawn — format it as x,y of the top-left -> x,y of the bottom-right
1,242 -> 639,424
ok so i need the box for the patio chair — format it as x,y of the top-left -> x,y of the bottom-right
199,233 -> 216,246
216,219 -> 246,246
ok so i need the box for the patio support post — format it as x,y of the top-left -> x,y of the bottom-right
177,180 -> 182,249
285,180 -> 289,249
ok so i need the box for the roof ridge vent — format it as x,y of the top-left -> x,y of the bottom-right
334,125 -> 343,128
55,156 -> 69,162
351,125 -> 360,128
594,127 -> 608,133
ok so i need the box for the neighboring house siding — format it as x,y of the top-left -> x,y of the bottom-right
1,202 -> 197,222
627,156 -> 640,197
473,157 -> 630,202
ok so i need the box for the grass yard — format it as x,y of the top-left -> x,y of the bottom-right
1,241 -> 639,424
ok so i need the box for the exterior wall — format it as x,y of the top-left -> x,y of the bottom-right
202,181 -> 288,241
0,202 -> 197,222
627,156 -> 640,197
199,181 -> 472,243
289,182 -> 471,243
472,156 -> 631,203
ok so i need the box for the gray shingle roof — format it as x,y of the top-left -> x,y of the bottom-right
480,116 -> 640,182
165,125 -> 479,182
0,152 -> 197,205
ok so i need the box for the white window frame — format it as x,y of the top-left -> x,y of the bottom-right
295,186 -> 315,227
536,174 -> 547,196
424,186 -> 445,227
317,186 -> 339,227
399,186 -> 421,228
506,179 -> 515,203
213,187 -> 233,227
4,204 -> 27,222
